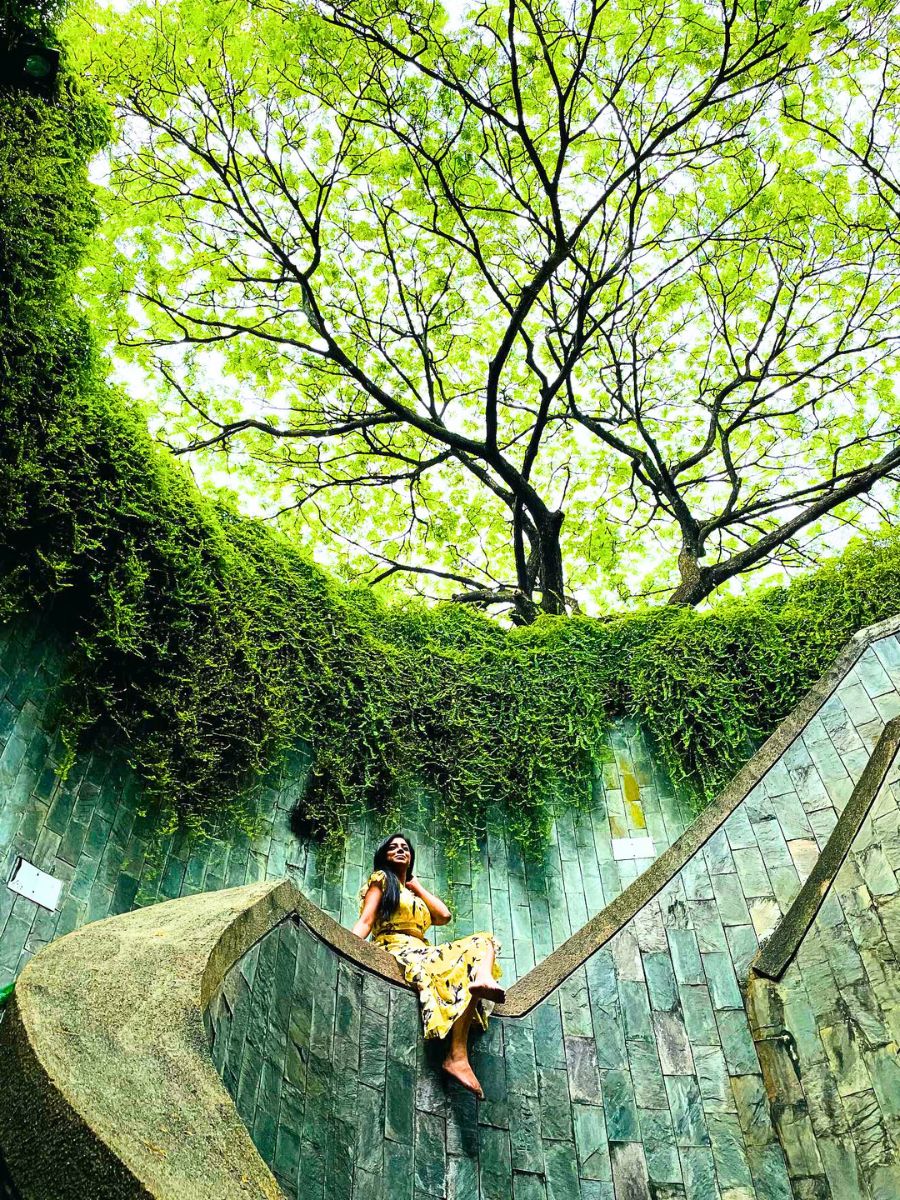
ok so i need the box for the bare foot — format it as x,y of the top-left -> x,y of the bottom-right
470,978 -> 506,1003
443,1056 -> 484,1099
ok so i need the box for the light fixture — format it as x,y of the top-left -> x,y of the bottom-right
0,41 -> 59,94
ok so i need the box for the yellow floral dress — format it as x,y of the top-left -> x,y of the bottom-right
361,870 -> 503,1040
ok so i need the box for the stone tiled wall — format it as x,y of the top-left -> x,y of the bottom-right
8,611 -> 900,1199
204,629 -> 900,1200
0,617 -> 687,993
749,756 -> 900,1200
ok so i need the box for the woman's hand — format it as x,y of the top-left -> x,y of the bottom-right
406,877 -> 452,926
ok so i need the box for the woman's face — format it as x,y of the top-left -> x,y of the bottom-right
385,837 -> 411,870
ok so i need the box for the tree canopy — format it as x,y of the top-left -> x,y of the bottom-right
7,11 -> 900,852
71,0 -> 900,619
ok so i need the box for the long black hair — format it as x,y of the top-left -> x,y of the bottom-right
372,832 -> 415,924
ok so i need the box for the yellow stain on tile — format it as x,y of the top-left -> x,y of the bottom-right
622,772 -> 640,805
627,801 -> 647,831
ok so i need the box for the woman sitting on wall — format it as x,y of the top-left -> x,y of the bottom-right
351,832 -> 505,1099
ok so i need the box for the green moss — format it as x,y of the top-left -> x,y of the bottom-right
4,43 -> 900,859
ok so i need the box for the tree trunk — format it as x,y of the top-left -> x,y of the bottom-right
667,547 -> 715,607
537,511 -> 566,616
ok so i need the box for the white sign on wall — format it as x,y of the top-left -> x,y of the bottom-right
611,836 -> 656,862
7,858 -> 64,911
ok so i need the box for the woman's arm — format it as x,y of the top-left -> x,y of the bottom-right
407,877 -> 451,926
351,882 -> 383,939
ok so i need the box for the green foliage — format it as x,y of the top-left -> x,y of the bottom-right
69,0 -> 900,613
5,34 -> 900,860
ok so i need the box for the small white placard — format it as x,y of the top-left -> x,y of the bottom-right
611,836 -> 656,862
8,858 -> 63,911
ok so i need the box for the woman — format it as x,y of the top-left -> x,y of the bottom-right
352,832 -> 505,1099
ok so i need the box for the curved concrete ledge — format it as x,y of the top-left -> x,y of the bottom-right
0,881 -> 299,1200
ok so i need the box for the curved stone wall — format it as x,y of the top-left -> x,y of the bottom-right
203,618 -> 900,1200
4,616 -> 900,1198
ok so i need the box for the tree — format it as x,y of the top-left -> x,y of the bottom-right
72,0 -> 900,618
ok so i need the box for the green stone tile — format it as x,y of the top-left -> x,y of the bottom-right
475,1047 -> 508,1129
724,925 -> 759,979
544,1140 -> 581,1200
537,1067 -> 573,1141
533,998 -> 567,1070
693,1045 -> 735,1113
385,1059 -> 416,1142
702,953 -> 743,1011
715,1011 -> 760,1076
0,912 -> 31,972
611,928 -> 644,981
609,1142 -> 650,1198
479,1125 -> 511,1200
560,972 -> 593,1038
253,1105 -> 278,1167
751,816 -> 794,869
414,1109 -> 446,1197
703,830 -> 735,876
619,980 -> 652,1042
665,1075 -> 709,1147
602,1067 -> 638,1141
564,1036 -> 601,1105
354,1085 -> 385,1176
867,1045 -> 900,1120
644,952 -> 678,1012
585,945 -> 619,1003
509,1091 -> 543,1175
639,1107 -> 682,1185
711,873 -> 751,927
679,985 -> 719,1047
389,990 -> 421,1068
682,855 -> 714,901
572,1102 -> 611,1181
447,1090 -> 479,1159
504,1021 -> 538,1097
57,818 -> 88,866
745,1143 -> 792,1200
384,1140 -> 415,1200
627,1036 -> 667,1108
705,1111 -> 753,1190
273,1124 -> 303,1193
446,1153 -> 478,1200
45,785 -> 76,836
512,1171 -> 547,1200
668,929 -> 704,985
85,883 -> 113,923
587,1010 -> 625,1071
843,1087 -> 889,1175
653,1010 -> 694,1076
360,1006 -> 389,1085
731,846 -> 771,898
679,1146 -> 717,1200
734,1075 -> 777,1147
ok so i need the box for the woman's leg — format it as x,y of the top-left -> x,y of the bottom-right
442,999 -> 483,1097
469,936 -> 505,1001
